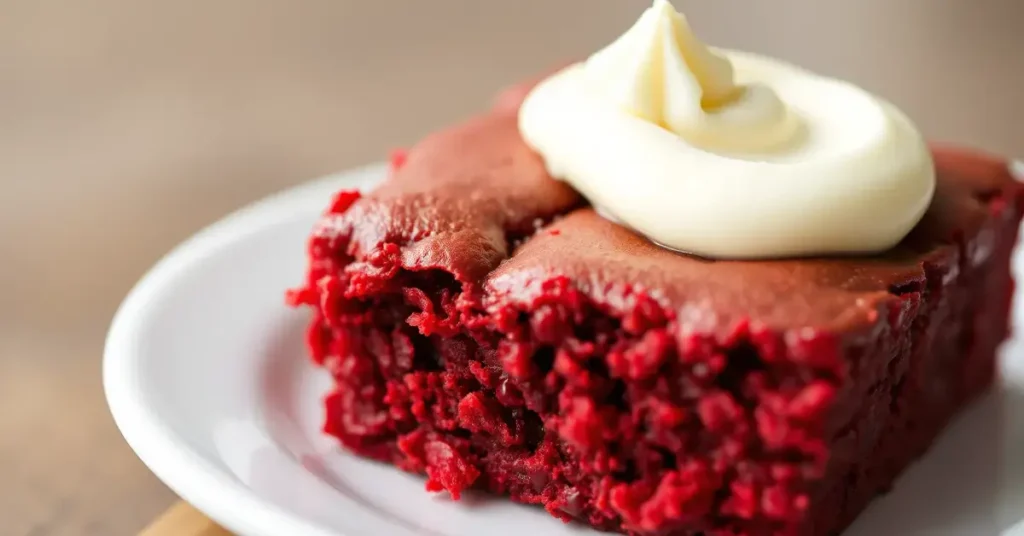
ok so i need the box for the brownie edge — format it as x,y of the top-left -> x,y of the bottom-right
287,82 -> 1024,536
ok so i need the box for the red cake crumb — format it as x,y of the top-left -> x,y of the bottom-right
398,430 -> 480,500
389,148 -> 408,172
287,78 -> 1024,535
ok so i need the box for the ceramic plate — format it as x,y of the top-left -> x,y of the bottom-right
105,162 -> 1024,536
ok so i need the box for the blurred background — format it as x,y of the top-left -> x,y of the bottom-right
0,0 -> 1021,534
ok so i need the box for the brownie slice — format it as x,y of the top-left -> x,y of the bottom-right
286,81 -> 1023,536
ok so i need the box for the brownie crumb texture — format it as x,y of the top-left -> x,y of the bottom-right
287,120 -> 1023,536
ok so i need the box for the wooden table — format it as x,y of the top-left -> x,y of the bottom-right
1,1 -> 1020,534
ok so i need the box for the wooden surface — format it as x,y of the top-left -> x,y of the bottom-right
139,503 -> 231,536
0,1 -> 1021,535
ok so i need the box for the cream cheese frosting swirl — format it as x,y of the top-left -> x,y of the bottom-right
518,0 -> 935,259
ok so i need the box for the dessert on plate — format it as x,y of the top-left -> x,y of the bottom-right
287,1 -> 1023,534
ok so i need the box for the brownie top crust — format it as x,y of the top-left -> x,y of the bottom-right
317,82 -> 1022,337
332,109 -> 580,284
488,148 -> 1019,335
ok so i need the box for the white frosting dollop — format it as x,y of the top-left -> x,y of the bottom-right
518,0 -> 936,259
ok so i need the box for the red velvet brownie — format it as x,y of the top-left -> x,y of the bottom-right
286,84 -> 1023,535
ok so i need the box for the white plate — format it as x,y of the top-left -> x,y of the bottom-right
105,162 -> 1024,536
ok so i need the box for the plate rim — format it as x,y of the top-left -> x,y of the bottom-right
103,162 -> 386,536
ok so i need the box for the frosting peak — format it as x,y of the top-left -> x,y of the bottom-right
584,0 -> 798,153
518,0 -> 936,259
